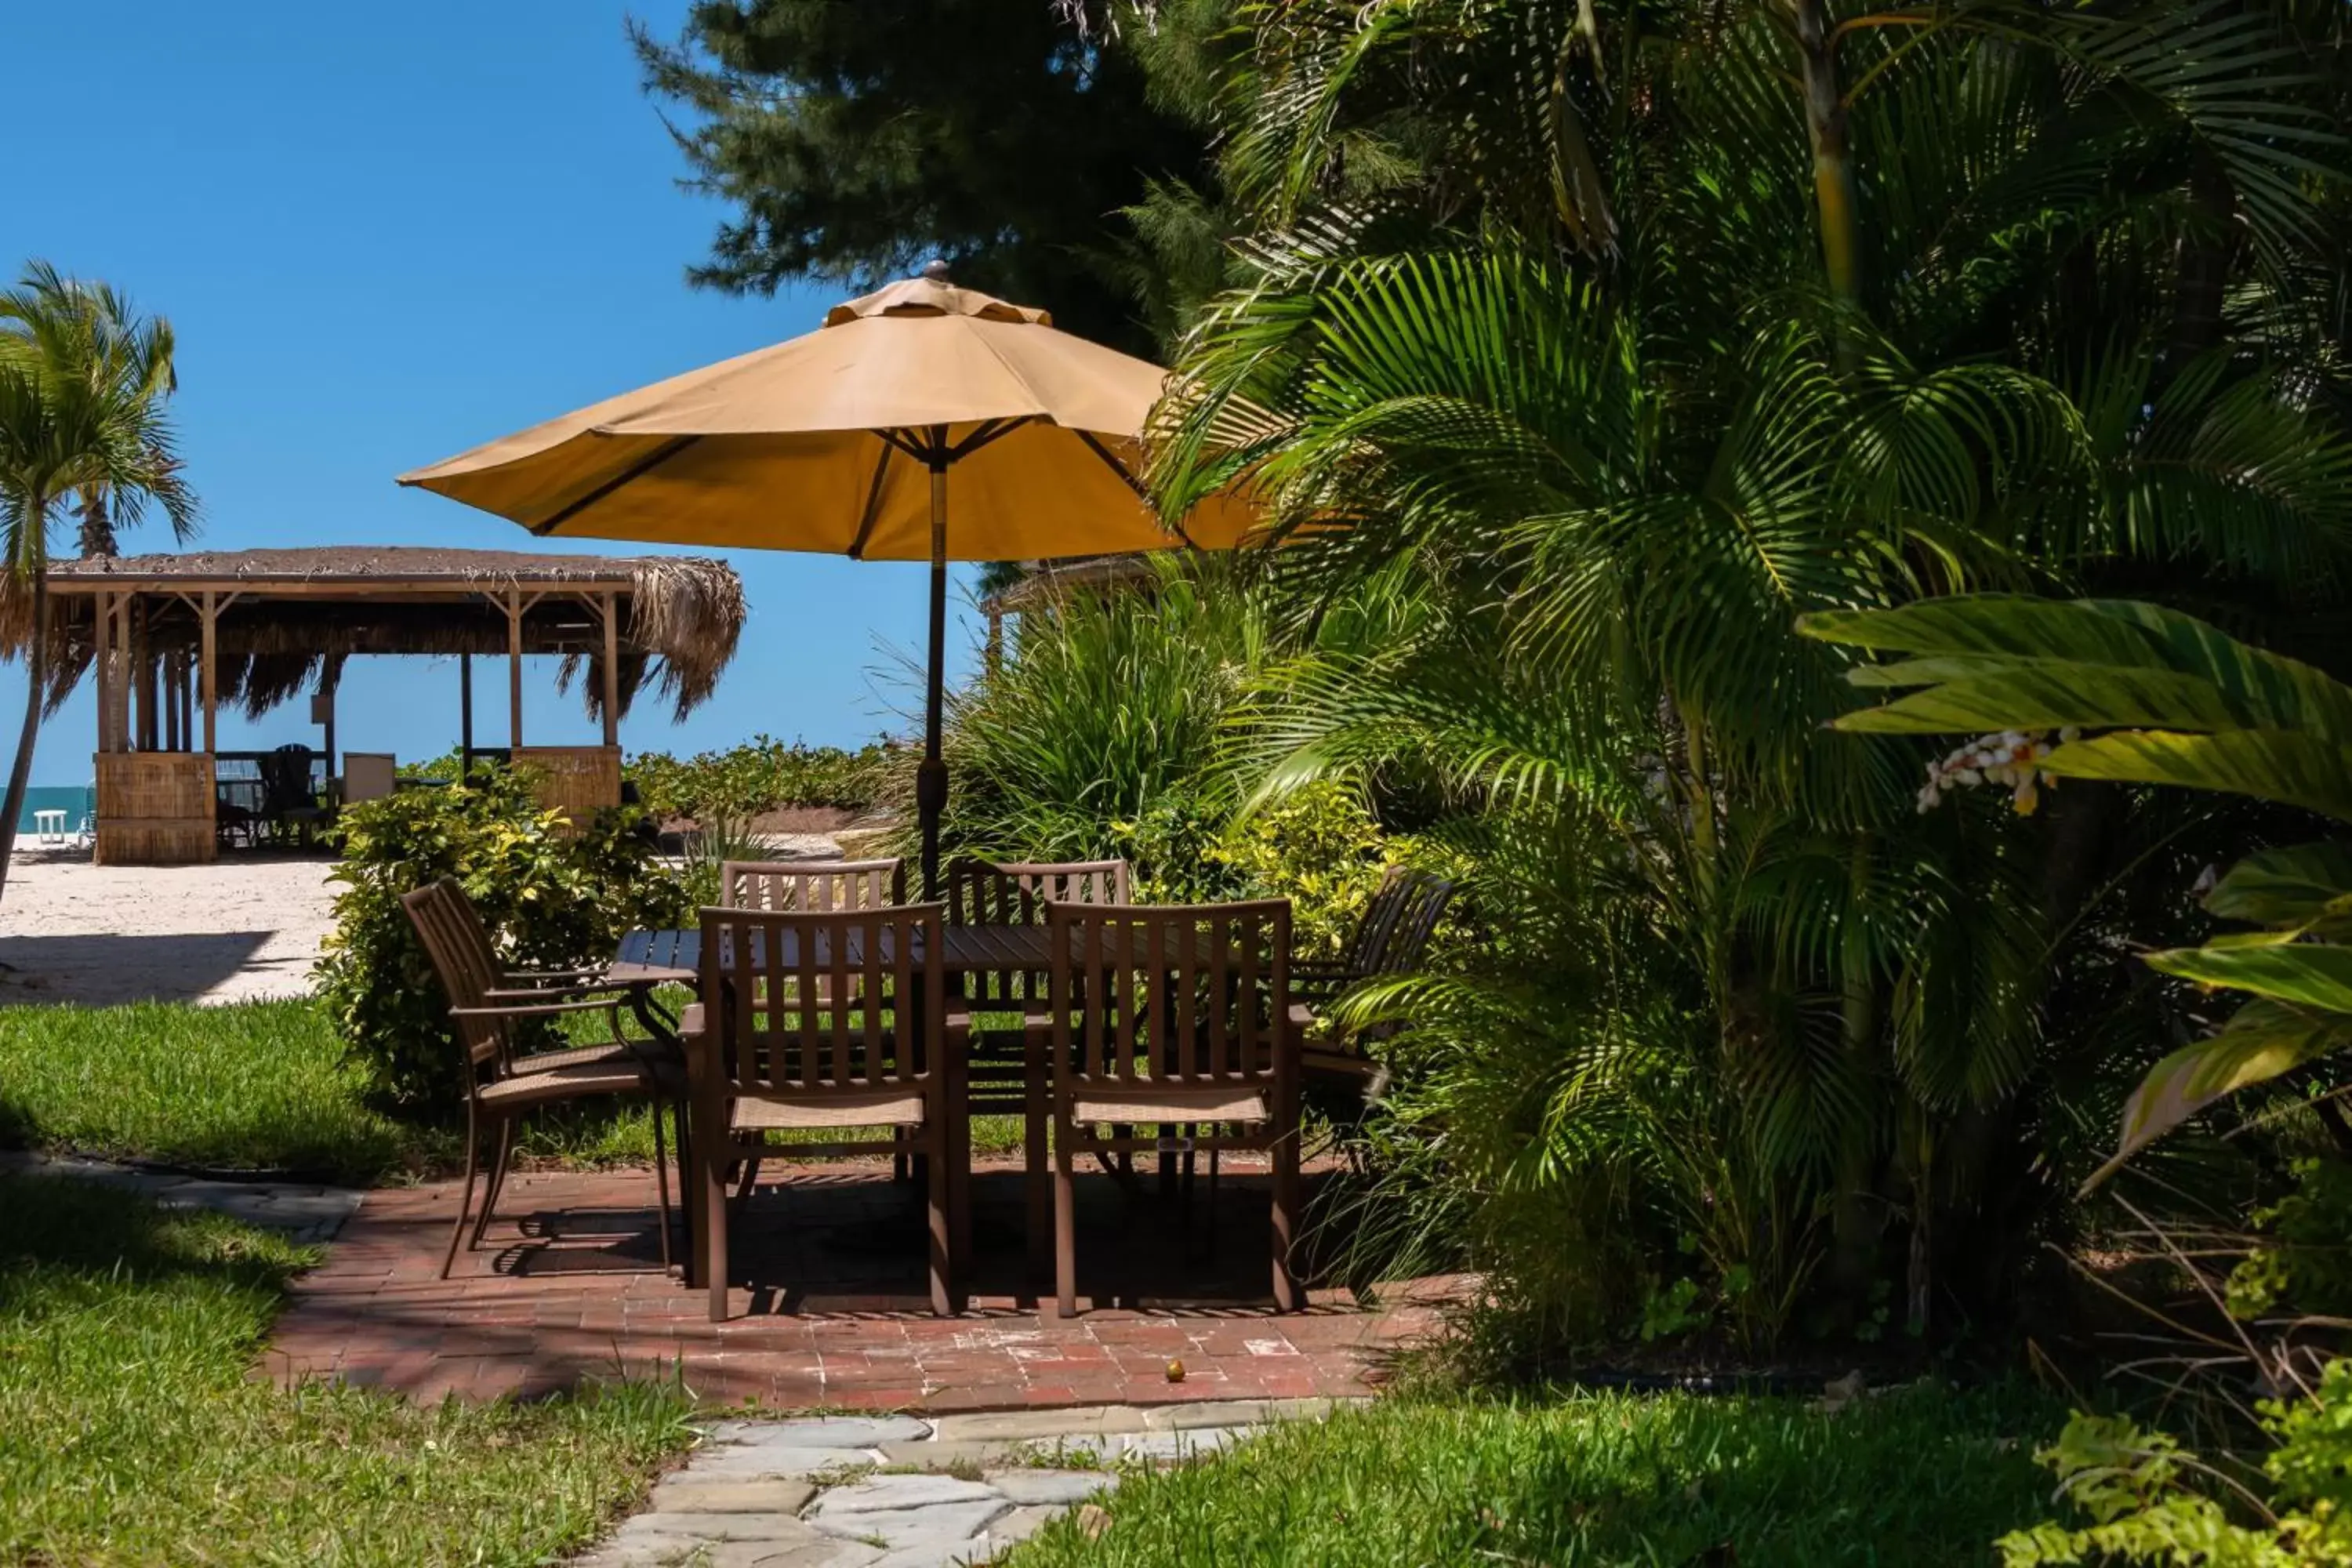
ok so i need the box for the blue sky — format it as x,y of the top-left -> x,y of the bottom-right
0,1 -> 983,785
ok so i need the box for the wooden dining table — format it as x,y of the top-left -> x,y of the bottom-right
608,923 -> 1058,987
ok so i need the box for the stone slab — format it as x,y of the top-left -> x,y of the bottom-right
648,1477 -> 818,1515
808,1500 -> 1010,1550
709,1541 -> 884,1568
976,1504 -> 1062,1552
1142,1396 -> 1338,1430
985,1469 -> 1115,1506
690,1446 -> 886,1479
871,1439 -> 1029,1472
617,1512 -> 826,1543
811,1475 -> 1004,1514
709,1415 -> 932,1448
1119,1425 -> 1250,1461
926,1406 -> 1149,1443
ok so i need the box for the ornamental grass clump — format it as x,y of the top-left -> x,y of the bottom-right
314,768 -> 688,1110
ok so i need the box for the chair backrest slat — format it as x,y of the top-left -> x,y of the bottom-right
700,903 -> 942,1097
402,879 -> 507,1070
1346,866 -> 1457,978
944,858 -> 1131,1005
1047,899 -> 1290,1092
722,858 -> 906,915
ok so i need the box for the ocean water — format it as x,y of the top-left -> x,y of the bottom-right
16,785 -> 94,836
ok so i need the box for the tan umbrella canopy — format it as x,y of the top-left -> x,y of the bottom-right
400,263 -> 1260,891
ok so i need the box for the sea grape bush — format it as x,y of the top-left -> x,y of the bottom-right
622,736 -> 889,821
314,769 -> 690,1109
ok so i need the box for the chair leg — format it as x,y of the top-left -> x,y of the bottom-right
1272,1126 -> 1301,1312
1054,1120 -> 1079,1319
704,1137 -> 731,1323
650,1095 -> 673,1272
927,1129 -> 955,1317
1025,1039 -> 1050,1294
732,1154 -> 762,1210
470,1116 -> 514,1249
442,1102 -> 481,1279
671,1098 -> 694,1274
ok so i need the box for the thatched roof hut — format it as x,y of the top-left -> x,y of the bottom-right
3,545 -> 744,722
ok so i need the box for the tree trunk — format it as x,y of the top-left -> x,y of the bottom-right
1786,0 -> 1862,309
0,563 -> 49,908
75,489 -> 115,559
1829,833 -> 1884,1310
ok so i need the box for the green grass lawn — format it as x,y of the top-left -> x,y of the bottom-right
0,1171 -> 693,1566
1006,1383 -> 2058,1567
0,996 -> 1023,1182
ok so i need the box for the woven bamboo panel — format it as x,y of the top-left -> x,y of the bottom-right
94,752 -> 216,866
516,746 -> 621,827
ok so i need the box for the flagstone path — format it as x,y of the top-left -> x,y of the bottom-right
580,1401 -> 1330,1568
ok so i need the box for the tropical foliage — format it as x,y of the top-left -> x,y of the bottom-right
1106,0 -> 2352,1348
0,261 -> 196,898
1803,596 -> 2352,1177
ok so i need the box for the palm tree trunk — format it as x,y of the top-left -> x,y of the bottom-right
76,489 -> 115,558
0,561 -> 49,907
1786,0 -> 1862,309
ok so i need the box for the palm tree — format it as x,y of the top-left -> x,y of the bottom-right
1134,0 -> 2352,1339
0,263 -> 196,901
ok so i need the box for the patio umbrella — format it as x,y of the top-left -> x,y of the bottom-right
399,263 -> 1260,895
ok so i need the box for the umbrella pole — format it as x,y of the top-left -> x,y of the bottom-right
919,442 -> 949,900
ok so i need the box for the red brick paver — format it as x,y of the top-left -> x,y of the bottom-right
267,1160 -> 1464,1409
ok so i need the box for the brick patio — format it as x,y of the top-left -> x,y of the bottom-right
264,1157 -> 1462,1408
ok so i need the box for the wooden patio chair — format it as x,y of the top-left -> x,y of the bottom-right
684,902 -> 963,1319
1044,898 -> 1303,1317
942,857 -> 1133,1283
720,857 -> 907,912
401,880 -> 685,1278
1291,866 -> 1456,1104
718,856 -> 910,1196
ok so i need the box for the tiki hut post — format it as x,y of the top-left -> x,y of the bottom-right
198,590 -> 218,755
599,590 -> 619,749
505,586 -> 524,747
91,589 -> 111,754
459,655 -> 474,776
135,604 -> 158,753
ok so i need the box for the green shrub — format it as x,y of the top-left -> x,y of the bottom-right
2229,1156 -> 2352,1323
623,736 -> 888,820
1209,780 -> 1391,956
314,769 -> 690,1110
1998,1358 -> 2352,1566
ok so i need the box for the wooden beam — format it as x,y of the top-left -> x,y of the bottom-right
599,591 -> 619,749
199,590 -> 218,755
92,590 -> 112,754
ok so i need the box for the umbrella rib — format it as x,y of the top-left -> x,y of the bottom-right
1073,430 -> 1197,549
528,435 -> 702,536
947,416 -> 1036,462
845,441 -> 896,561
876,427 -> 935,466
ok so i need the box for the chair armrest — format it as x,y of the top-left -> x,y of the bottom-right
502,964 -> 609,984
482,979 -> 625,1000
678,1002 -> 706,1038
449,996 -> 624,1020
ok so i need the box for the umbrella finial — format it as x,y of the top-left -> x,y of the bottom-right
920,258 -> 953,282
